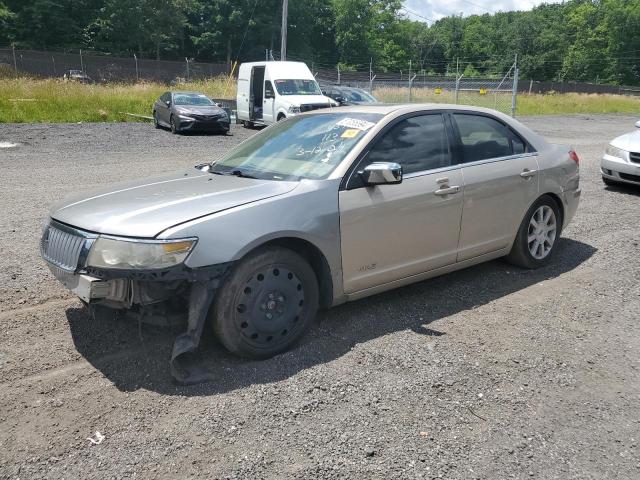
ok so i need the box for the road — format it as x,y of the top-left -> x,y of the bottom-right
0,116 -> 638,479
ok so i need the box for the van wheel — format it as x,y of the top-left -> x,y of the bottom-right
211,246 -> 319,359
242,120 -> 254,129
277,113 -> 286,122
506,195 -> 561,269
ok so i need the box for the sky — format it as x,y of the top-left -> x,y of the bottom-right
402,0 -> 564,22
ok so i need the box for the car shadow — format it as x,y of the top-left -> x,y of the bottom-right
66,238 -> 596,395
604,183 -> 640,196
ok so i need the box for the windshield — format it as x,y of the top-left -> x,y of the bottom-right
274,79 -> 322,96
211,112 -> 383,181
343,88 -> 377,103
173,93 -> 214,106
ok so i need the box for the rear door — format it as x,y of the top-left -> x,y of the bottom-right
451,113 -> 539,261
157,92 -> 171,123
339,113 -> 464,293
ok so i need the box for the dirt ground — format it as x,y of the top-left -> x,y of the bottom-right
0,115 -> 639,479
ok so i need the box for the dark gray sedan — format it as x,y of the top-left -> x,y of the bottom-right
153,91 -> 230,134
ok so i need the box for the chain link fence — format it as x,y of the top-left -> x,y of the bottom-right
316,62 -> 520,116
0,47 -> 229,84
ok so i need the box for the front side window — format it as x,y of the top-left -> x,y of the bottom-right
211,112 -> 382,181
265,80 -> 275,98
454,114 -> 523,162
366,114 -> 450,175
274,79 -> 322,96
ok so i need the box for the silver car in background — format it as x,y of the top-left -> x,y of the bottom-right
40,104 -> 580,382
601,120 -> 640,187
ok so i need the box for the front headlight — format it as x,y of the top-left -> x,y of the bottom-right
86,237 -> 197,270
605,144 -> 627,159
288,105 -> 301,114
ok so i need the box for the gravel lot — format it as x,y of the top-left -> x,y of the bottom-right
0,115 -> 639,479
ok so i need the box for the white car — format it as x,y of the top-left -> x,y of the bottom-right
601,120 -> 640,187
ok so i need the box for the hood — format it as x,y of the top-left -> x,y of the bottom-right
610,129 -> 640,152
50,171 -> 298,238
174,105 -> 224,115
280,94 -> 337,106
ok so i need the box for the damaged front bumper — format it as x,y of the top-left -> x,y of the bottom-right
41,220 -> 234,384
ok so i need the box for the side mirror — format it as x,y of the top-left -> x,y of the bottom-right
360,162 -> 402,186
165,100 -> 171,107
635,120 -> 640,128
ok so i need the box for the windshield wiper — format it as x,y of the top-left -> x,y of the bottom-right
211,168 -> 257,179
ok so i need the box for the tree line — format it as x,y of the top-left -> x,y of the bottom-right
1,0 -> 638,85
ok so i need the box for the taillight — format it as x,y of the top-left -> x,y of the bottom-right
569,150 -> 580,165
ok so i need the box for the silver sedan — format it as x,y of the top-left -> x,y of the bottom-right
601,120 -> 640,187
41,104 -> 581,382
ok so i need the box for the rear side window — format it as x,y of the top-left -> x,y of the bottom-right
454,114 -> 525,162
366,114 -> 450,175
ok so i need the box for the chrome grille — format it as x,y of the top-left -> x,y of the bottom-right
41,224 -> 85,272
629,152 -> 640,164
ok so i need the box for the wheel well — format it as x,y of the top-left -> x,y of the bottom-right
542,192 -> 564,231
259,237 -> 333,309
277,113 -> 286,121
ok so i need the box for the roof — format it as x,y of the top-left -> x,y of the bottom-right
307,103 -> 515,118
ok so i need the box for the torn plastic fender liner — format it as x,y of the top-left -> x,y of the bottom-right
168,263 -> 234,385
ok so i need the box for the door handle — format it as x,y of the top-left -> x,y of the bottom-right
520,169 -> 538,178
434,185 -> 460,196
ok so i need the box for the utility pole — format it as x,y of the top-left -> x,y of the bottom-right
133,53 -> 139,81
280,0 -> 288,61
337,64 -> 340,85
511,53 -> 519,117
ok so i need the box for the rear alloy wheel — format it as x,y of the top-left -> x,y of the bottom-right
211,247 -> 319,359
506,195 -> 560,269
170,115 -> 178,134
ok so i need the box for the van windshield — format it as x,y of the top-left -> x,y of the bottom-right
274,79 -> 322,96
211,112 -> 383,181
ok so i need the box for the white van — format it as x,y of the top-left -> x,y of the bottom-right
236,61 -> 338,127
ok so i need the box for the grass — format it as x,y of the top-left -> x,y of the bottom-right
0,76 -> 237,123
374,86 -> 640,116
0,77 -> 638,123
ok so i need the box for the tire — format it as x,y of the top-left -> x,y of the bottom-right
602,176 -> 618,187
153,111 -> 160,129
211,247 -> 319,359
170,115 -> 178,134
242,120 -> 254,129
277,113 -> 286,122
506,195 -> 561,269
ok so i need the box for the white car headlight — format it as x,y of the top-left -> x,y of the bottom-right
288,105 -> 301,114
605,144 -> 627,159
87,237 -> 197,270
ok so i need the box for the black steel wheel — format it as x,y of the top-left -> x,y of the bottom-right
211,247 -> 319,359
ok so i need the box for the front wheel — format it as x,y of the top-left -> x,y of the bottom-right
211,247 -> 319,359
170,115 -> 178,134
506,195 -> 561,269
153,111 -> 160,129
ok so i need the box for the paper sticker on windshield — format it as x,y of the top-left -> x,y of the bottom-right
336,118 -> 376,131
341,129 -> 360,139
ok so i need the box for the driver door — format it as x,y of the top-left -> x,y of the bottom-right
339,113 -> 464,294
263,80 -> 275,123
